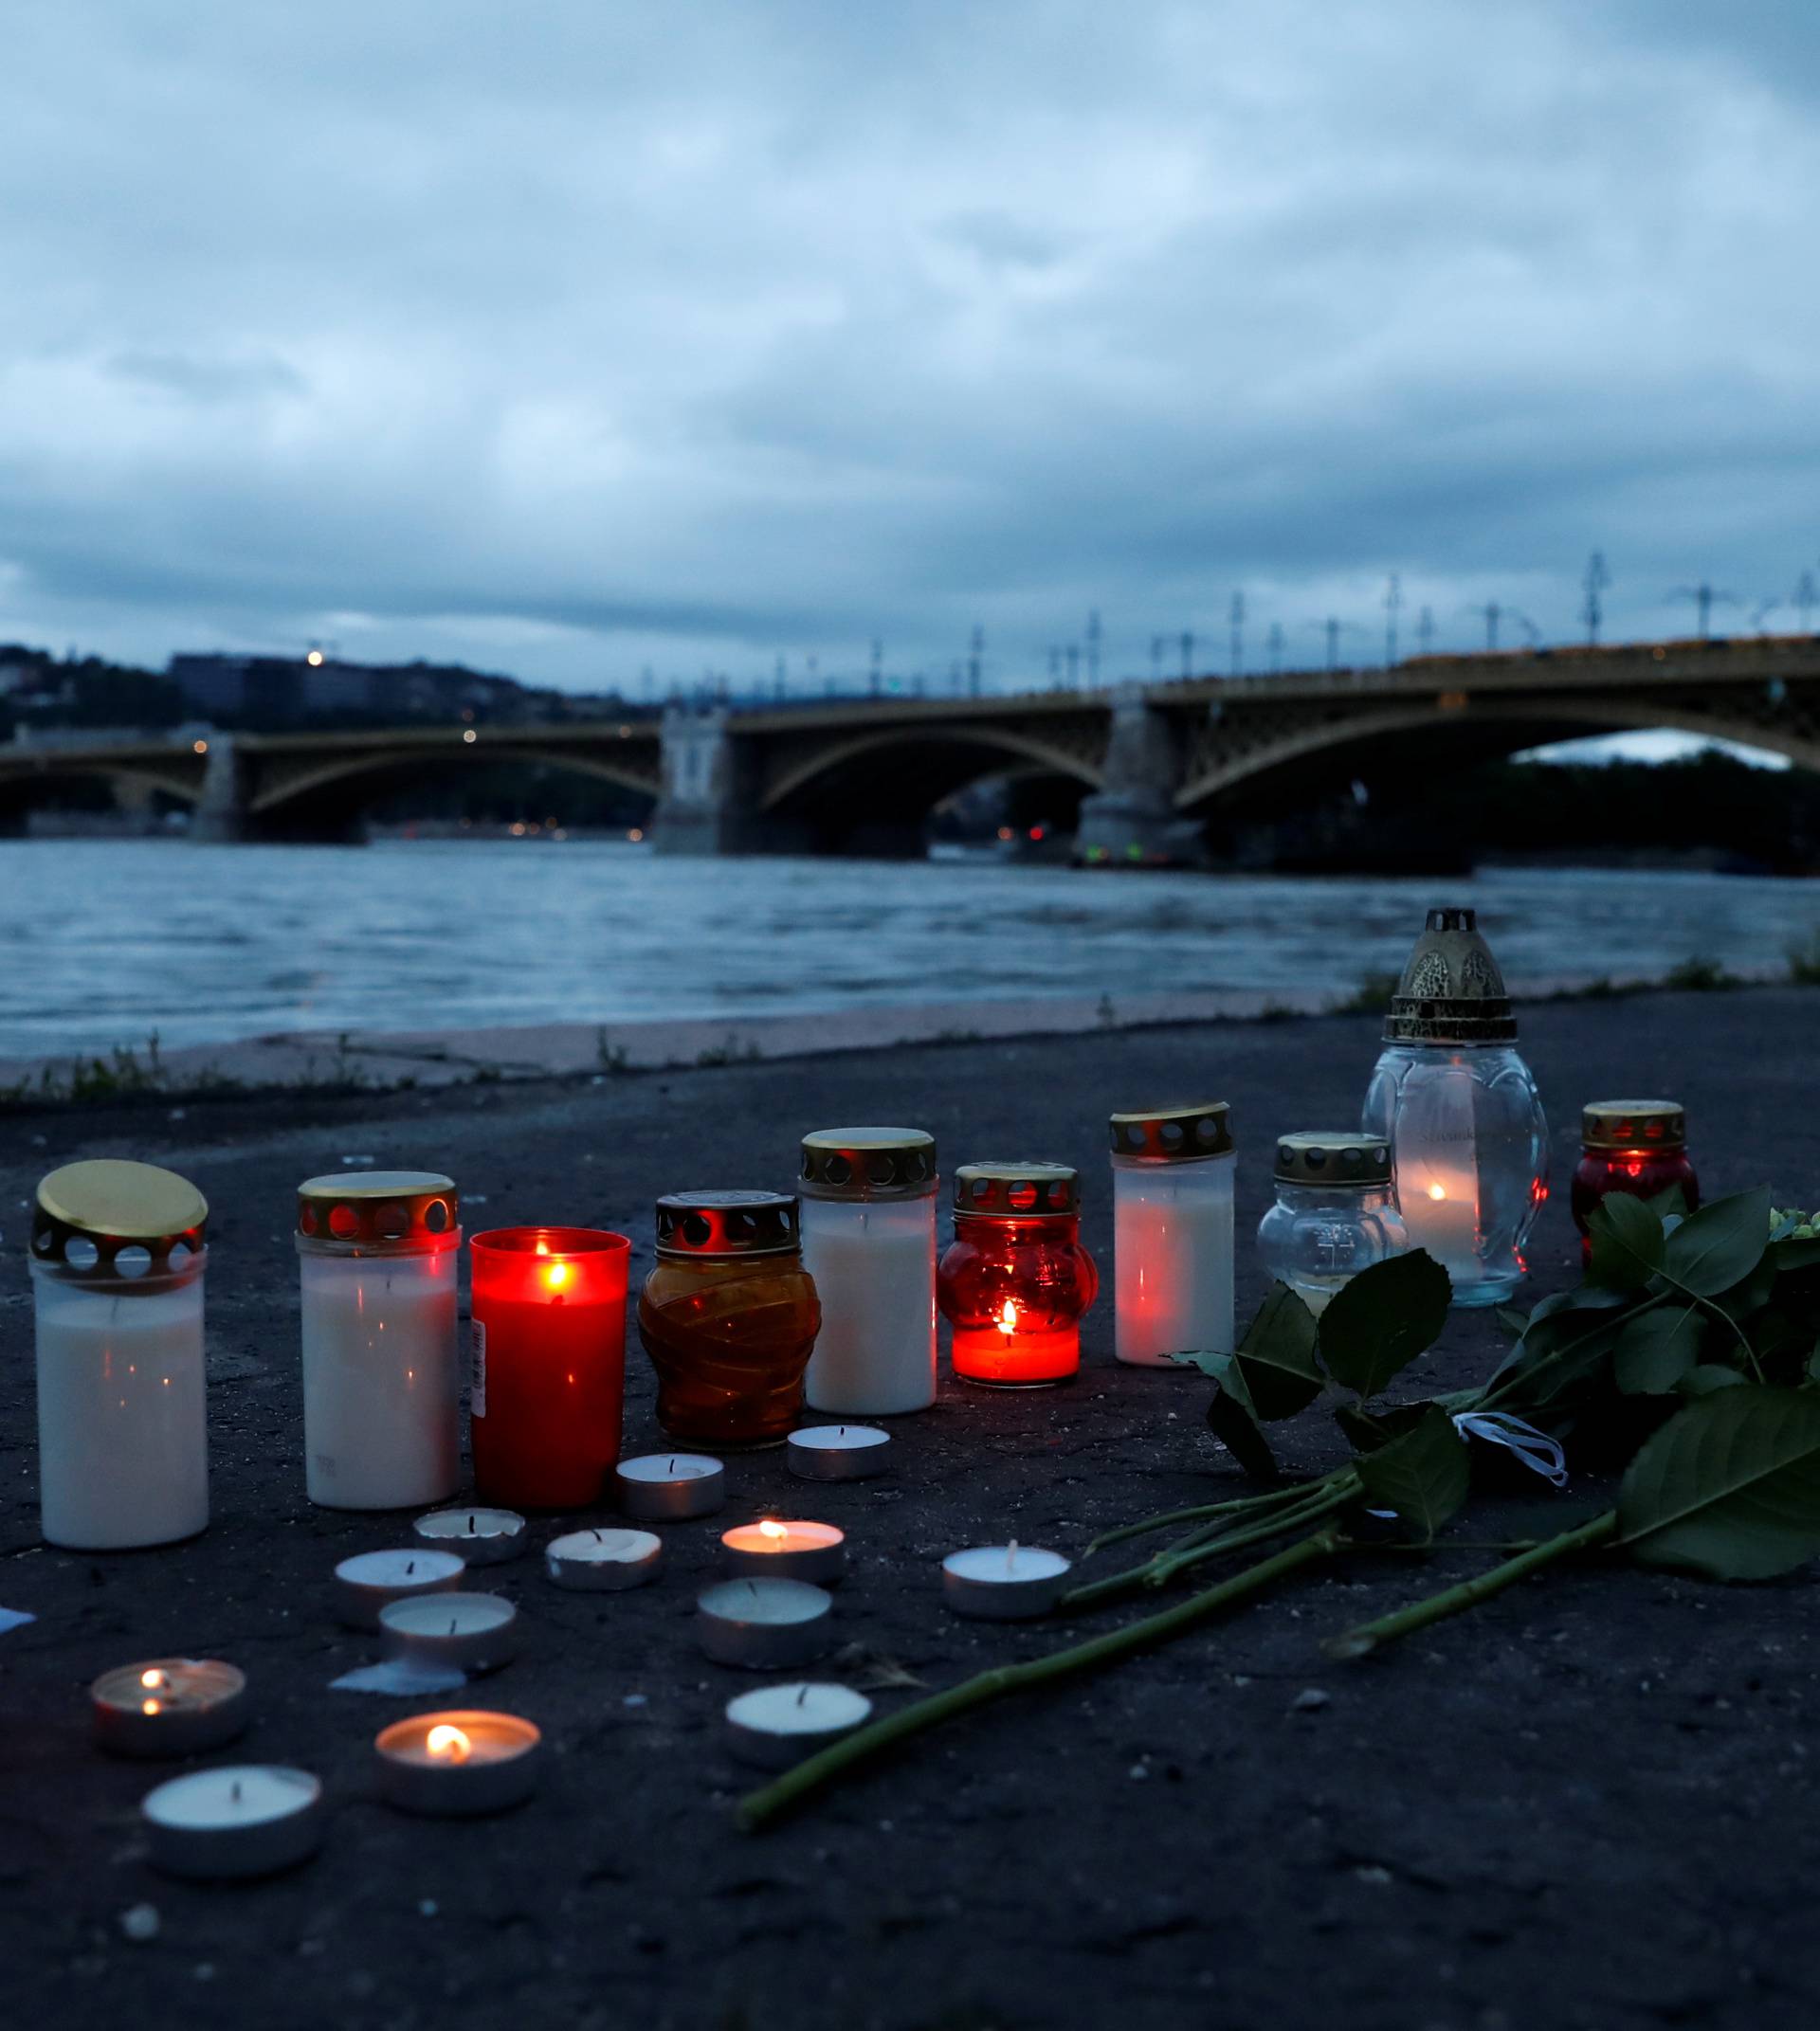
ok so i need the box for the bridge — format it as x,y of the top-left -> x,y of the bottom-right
2,636 -> 1816,859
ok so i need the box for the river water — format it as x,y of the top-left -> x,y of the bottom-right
0,839 -> 1812,1060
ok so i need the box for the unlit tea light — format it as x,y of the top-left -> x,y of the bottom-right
142,1765 -> 324,1880
942,1542 -> 1072,1621
697,1577 -> 833,1669
413,1507 -> 528,1567
722,1518 -> 846,1586
724,1681 -> 874,1769
334,1548 -> 466,1629
614,1452 -> 726,1521
374,1710 -> 541,1817
93,1658 -> 249,1759
379,1592 -> 520,1674
787,1424 -> 892,1481
545,1527 -> 664,1591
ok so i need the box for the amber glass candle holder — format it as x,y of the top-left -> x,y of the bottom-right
937,1164 -> 1098,1387
1571,1100 -> 1699,1264
468,1227 -> 631,1509
636,1192 -> 821,1447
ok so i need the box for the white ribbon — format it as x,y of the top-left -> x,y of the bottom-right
1450,1409 -> 1568,1487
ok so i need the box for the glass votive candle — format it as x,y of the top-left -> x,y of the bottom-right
29,1159 -> 209,1550
937,1163 -> 1098,1387
468,1227 -> 631,1509
636,1192 -> 821,1447
1109,1103 -> 1235,1367
1572,1100 -> 1699,1263
296,1170 -> 461,1511
1256,1133 -> 1409,1315
798,1127 -> 938,1416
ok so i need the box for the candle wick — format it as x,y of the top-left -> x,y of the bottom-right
1007,1539 -> 1018,1574
450,1619 -> 457,1634
668,1459 -> 675,1474
592,1528 -> 603,1542
406,1560 -> 415,1575
796,1684 -> 809,1706
231,1780 -> 242,1804
468,1514 -> 476,1532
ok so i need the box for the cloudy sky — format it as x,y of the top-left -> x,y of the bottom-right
1,1 -> 1815,698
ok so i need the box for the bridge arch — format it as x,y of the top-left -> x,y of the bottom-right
0,757 -> 203,828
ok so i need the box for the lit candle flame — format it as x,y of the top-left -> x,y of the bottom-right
758,1519 -> 789,1542
427,1723 -> 473,1763
140,1668 -> 168,1690
141,1698 -> 162,1716
1427,1183 -> 1447,1202
997,1298 -> 1019,1333
544,1260 -> 570,1291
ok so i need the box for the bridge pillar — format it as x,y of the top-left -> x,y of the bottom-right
1075,686 -> 1203,867
191,735 -> 249,843
652,706 -> 772,855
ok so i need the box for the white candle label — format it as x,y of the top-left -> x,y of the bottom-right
469,1320 -> 487,1418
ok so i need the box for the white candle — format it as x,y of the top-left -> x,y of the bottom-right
941,1543 -> 1072,1620
92,1658 -> 248,1759
724,1681 -> 874,1768
786,1424 -> 892,1481
379,1592 -> 519,1674
1112,1151 -> 1234,1367
800,1197 -> 937,1415
721,1518 -> 846,1585
33,1271 -> 208,1550
614,1453 -> 726,1521
141,1766 -> 324,1879
300,1253 -> 460,1510
697,1577 -> 833,1669
413,1506 -> 528,1566
334,1548 -> 466,1629
1397,1162 -> 1482,1285
545,1527 -> 664,1590
373,1710 -> 541,1817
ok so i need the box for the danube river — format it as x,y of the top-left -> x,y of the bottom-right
1,839 -> 1813,1060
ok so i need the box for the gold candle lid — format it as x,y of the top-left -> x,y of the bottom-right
799,1128 -> 937,1200
298,1170 -> 459,1249
1109,1103 -> 1232,1162
1383,906 -> 1518,1044
953,1162 -> 1081,1218
655,1190 -> 802,1258
32,1158 -> 208,1272
1581,1100 -> 1686,1151
1273,1133 -> 1392,1187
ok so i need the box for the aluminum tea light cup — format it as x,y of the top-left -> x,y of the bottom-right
373,1711 -> 541,1817
334,1548 -> 466,1630
142,1766 -> 324,1879
941,1543 -> 1073,1621
614,1453 -> 726,1521
545,1527 -> 664,1591
412,1507 -> 528,1567
724,1681 -> 874,1769
379,1592 -> 520,1674
92,1658 -> 249,1758
696,1577 -> 833,1669
720,1518 -> 846,1586
786,1424 -> 892,1481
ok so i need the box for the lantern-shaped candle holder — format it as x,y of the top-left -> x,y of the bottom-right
1257,1133 -> 1410,1315
637,1192 -> 822,1447
468,1227 -> 631,1510
1361,907 -> 1548,1309
29,1159 -> 210,1550
297,1170 -> 461,1511
937,1163 -> 1098,1387
1572,1099 -> 1699,1263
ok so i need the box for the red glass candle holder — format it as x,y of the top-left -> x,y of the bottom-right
937,1163 -> 1098,1387
468,1227 -> 630,1509
1571,1100 -> 1699,1264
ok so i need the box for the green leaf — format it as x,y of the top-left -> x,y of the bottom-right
1617,1386 -> 1820,1580
1355,1406 -> 1471,1543
1201,1358 -> 1280,1481
1233,1282 -> 1324,1420
1660,1187 -> 1773,1298
1494,1305 -> 1529,1343
1612,1306 -> 1704,1394
1679,1365 -> 1748,1396
1585,1193 -> 1665,1292
1769,1234 -> 1820,1274
1647,1180 -> 1692,1223
1317,1250 -> 1452,1401
1334,1397 -> 1439,1456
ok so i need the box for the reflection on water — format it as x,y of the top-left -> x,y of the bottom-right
0,838 -> 1813,1058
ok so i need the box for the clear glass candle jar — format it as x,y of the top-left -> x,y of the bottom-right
469,1226 -> 632,1508
637,1192 -> 822,1446
1109,1103 -> 1234,1367
1362,907 -> 1548,1309
799,1128 -> 938,1416
297,1171 -> 461,1511
1257,1133 -> 1409,1315
1571,1100 -> 1699,1263
937,1164 -> 1099,1387
29,1159 -> 210,1550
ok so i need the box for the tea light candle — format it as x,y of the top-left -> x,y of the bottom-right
373,1710 -> 542,1817
941,1542 -> 1072,1620
334,1548 -> 466,1630
379,1592 -> 520,1674
721,1518 -> 846,1586
413,1507 -> 528,1567
141,1765 -> 324,1879
614,1452 -> 725,1521
545,1526 -> 664,1591
697,1577 -> 833,1669
786,1424 -> 892,1481
92,1658 -> 249,1759
724,1681 -> 874,1769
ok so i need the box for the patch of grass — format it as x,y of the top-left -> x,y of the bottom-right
595,1027 -> 629,1073
1663,955 -> 1742,992
1328,970 -> 1400,1016
1788,932 -> 1820,985
1255,1002 -> 1303,1025
1095,993 -> 1118,1028
696,1033 -> 763,1068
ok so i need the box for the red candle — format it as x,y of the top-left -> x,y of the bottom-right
468,1227 -> 630,1509
937,1165 -> 1098,1388
1571,1100 -> 1699,1265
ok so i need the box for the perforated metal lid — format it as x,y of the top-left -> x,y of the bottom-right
297,1170 -> 458,1250
1383,907 -> 1518,1044
33,1158 -> 208,1273
655,1190 -> 802,1258
1581,1100 -> 1686,1151
1273,1133 -> 1393,1188
799,1128 -> 937,1200
953,1162 -> 1081,1219
1108,1103 -> 1232,1162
